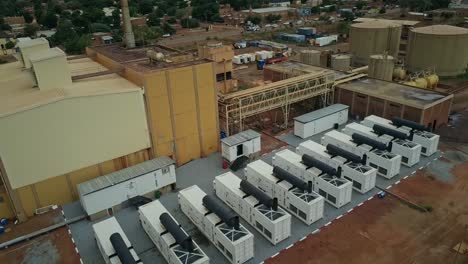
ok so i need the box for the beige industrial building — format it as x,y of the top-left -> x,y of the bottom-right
405,25 -> 468,76
0,42 -> 151,221
349,21 -> 402,65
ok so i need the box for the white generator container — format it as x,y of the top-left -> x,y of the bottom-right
245,160 -> 324,225
233,55 -> 242,65
272,149 -> 316,182
178,185 -> 254,264
139,200 -> 209,264
308,167 -> 353,208
93,217 -> 142,264
367,149 -> 402,179
297,140 -> 376,194
296,140 -> 347,170
321,130 -> 372,158
361,115 -> 411,137
342,122 -> 393,145
221,130 -> 261,163
390,139 -> 421,167
341,163 -> 376,194
273,149 -> 352,207
213,172 -> 291,245
412,130 -> 439,156
294,104 -> 349,138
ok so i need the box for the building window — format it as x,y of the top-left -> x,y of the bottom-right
422,147 -> 427,154
318,189 -> 326,197
327,194 -> 336,204
264,228 -> 272,239
378,167 -> 387,175
256,221 -> 264,231
369,163 -> 378,169
298,209 -> 307,220
225,249 -> 233,260
289,204 -> 298,214
353,180 -> 362,190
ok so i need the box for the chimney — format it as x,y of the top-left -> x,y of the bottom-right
121,0 -> 135,48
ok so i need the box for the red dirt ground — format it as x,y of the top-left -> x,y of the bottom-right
0,208 -> 64,244
260,133 -> 288,155
0,227 -> 80,264
267,146 -> 468,264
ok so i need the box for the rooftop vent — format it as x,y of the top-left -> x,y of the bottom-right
17,37 -> 50,69
29,47 -> 72,91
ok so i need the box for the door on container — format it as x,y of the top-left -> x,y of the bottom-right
126,180 -> 138,199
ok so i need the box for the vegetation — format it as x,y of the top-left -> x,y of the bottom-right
246,15 -> 262,25
265,14 -> 282,23
181,18 -> 200,28
337,21 -> 350,35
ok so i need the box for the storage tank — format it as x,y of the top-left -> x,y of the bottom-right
425,74 -> 439,89
368,54 -> 395,81
331,54 -> 351,71
414,77 -> 428,89
349,22 -> 402,65
300,49 -> 321,66
406,25 -> 468,76
393,67 -> 406,80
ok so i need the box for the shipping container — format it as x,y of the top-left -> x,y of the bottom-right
79,157 -> 176,217
178,185 -> 254,264
314,35 -> 338,47
321,130 -> 372,158
366,149 -> 402,179
93,217 -> 142,264
297,140 -> 376,194
245,160 -> 324,225
342,122 -> 392,146
139,200 -> 209,264
213,172 -> 291,245
361,116 -> 422,167
221,130 -> 261,163
296,140 -> 346,170
272,150 -> 352,208
294,104 -> 349,138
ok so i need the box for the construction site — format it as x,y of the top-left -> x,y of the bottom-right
1,1 -> 468,264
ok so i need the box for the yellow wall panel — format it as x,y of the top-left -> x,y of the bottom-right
0,189 -> 14,219
200,128 -> 219,156
100,159 -> 120,175
174,113 -> 199,138
35,175 -> 73,207
169,68 -> 196,115
69,165 -> 101,192
156,142 -> 174,158
16,186 -> 37,217
124,68 -> 144,87
127,150 -> 147,166
146,72 -> 168,97
176,136 -> 201,165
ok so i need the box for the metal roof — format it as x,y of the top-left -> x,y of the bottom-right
78,156 -> 175,196
221,129 -> 261,146
294,104 -> 349,124
241,7 -> 295,13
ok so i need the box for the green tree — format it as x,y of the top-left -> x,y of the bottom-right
162,23 -> 176,34
139,0 -> 154,15
64,34 -> 91,54
246,15 -> 262,25
191,0 -> 219,22
24,24 -> 38,37
148,11 -> 161,26
355,1 -> 367,10
155,8 -> 165,17
265,14 -> 281,23
90,23 -> 111,32
175,8 -> 188,19
167,17 -> 177,24
167,7 -> 177,16
42,13 -> 58,28
5,41 -> 15,49
82,7 -> 105,23
337,21 -> 350,34
53,19 -> 77,44
181,18 -> 200,28
23,12 -> 34,23
111,9 -> 121,28
134,25 -> 162,45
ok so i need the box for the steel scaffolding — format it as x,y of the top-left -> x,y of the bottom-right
219,71 -> 336,135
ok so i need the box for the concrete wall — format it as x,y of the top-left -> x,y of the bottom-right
0,90 -> 150,189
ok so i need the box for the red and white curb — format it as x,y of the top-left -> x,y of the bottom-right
61,208 -> 83,263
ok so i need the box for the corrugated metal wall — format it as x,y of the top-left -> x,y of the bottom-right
144,62 -> 219,166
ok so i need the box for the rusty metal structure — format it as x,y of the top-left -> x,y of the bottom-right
219,71 -> 336,135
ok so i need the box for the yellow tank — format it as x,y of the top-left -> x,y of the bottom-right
404,81 -> 417,87
414,78 -> 428,88
393,67 -> 407,80
425,74 -> 439,89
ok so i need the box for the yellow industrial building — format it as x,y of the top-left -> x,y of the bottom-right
0,40 -> 220,221
86,44 -> 220,166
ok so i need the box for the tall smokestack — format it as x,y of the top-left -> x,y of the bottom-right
120,0 -> 135,48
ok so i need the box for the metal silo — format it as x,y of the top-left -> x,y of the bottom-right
331,54 -> 351,71
406,25 -> 468,76
368,54 -> 395,81
300,50 -> 321,66
350,22 -> 402,65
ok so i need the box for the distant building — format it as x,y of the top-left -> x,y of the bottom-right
4,16 -> 26,26
130,16 -> 147,27
269,0 -> 291,7
241,7 -> 296,18
36,29 -> 56,38
92,32 -> 114,46
103,7 -> 116,17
